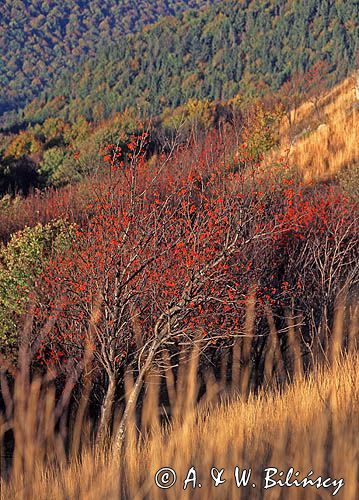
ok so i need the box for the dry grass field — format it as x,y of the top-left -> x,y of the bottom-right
1,311 -> 358,500
278,76 -> 358,183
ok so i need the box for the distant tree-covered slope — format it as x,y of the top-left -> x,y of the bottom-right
0,0 -> 218,122
20,0 -> 358,126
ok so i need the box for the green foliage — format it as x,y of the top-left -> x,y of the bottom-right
0,107 -> 148,188
0,220 -> 75,349
245,105 -> 283,162
0,0 -> 219,124
14,0 -> 357,127
39,147 -> 67,181
161,98 -> 215,140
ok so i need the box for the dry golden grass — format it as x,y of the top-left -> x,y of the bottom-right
277,76 -> 358,183
2,351 -> 358,500
0,265 -> 357,500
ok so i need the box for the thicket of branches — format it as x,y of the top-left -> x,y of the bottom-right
0,123 -> 357,445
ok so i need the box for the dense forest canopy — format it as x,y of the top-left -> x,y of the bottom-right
0,0 -> 219,123
0,0 -> 358,195
1,0 -> 357,129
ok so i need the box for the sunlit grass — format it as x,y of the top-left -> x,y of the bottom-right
277,76 -> 358,183
2,351 -> 358,499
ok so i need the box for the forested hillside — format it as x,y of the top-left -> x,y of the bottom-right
1,0 -> 357,194
0,0 -> 218,122
18,0 -> 358,125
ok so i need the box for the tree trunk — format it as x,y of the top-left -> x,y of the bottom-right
115,339 -> 159,450
97,373 -> 116,443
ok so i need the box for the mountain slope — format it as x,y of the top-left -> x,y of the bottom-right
20,0 -> 358,126
0,0 -> 218,122
282,76 -> 358,184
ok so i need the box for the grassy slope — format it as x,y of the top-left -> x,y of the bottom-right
277,76 -> 358,183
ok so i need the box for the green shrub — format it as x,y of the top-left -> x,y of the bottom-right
39,146 -> 67,182
0,220 -> 75,351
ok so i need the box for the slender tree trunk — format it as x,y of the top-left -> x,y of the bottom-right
97,373 -> 117,443
115,339 -> 159,450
